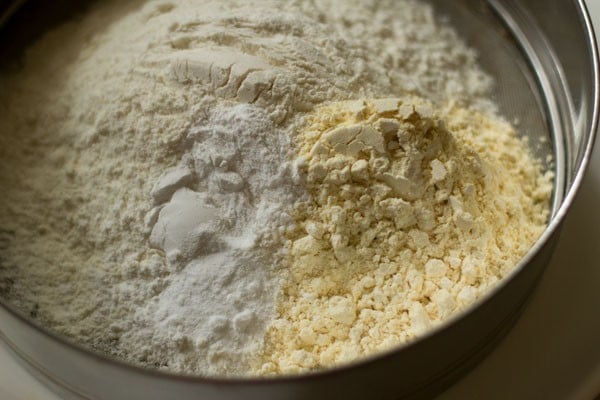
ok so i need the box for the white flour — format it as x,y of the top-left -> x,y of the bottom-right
0,0 -> 534,376
122,103 -> 305,375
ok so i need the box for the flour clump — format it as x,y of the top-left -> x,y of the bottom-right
257,98 -> 551,374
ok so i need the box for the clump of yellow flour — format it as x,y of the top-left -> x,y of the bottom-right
256,98 -> 553,375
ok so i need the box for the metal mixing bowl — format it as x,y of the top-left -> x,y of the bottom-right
0,0 -> 598,399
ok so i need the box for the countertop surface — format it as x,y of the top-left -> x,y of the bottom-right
1,2 -> 600,399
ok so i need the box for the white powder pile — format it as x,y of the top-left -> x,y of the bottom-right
123,102 -> 305,374
0,0 -> 551,377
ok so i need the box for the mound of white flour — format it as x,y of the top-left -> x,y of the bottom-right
0,0 -> 508,376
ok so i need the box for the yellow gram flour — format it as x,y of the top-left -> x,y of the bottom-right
256,98 -> 553,375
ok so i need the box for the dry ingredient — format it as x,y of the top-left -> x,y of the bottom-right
125,102 -> 305,375
257,98 -> 552,374
0,0 -> 552,377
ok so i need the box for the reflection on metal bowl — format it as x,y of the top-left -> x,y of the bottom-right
0,0 -> 597,399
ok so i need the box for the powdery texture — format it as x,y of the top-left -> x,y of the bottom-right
0,0 -> 538,377
257,99 -> 552,375
120,103 -> 306,375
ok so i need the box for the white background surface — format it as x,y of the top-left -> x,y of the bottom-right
1,2 -> 600,400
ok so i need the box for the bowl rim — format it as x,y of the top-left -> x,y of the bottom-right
0,0 -> 598,387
